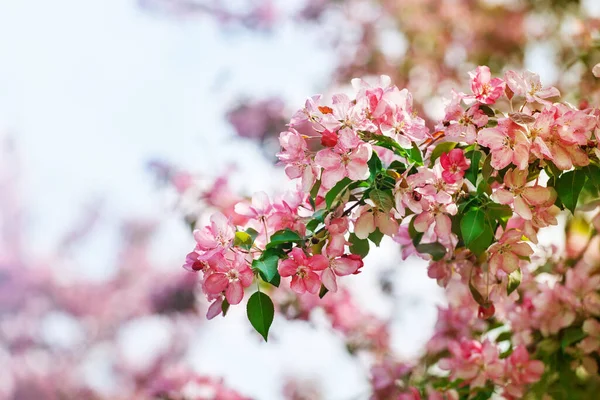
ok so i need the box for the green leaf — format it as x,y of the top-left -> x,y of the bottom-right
486,203 -> 513,219
465,150 -> 483,186
408,142 -> 423,165
310,179 -> 321,203
368,229 -> 384,246
429,142 -> 457,165
507,268 -> 522,295
252,250 -> 280,283
319,284 -> 329,299
479,105 -> 495,117
369,189 -> 394,211
349,233 -> 369,258
556,169 -> 587,214
466,223 -> 494,256
561,326 -> 587,350
416,242 -> 447,261
481,153 -> 493,180
388,160 -> 407,172
496,331 -> 512,343
306,209 -> 327,233
368,152 -> 383,182
221,298 -> 230,316
234,231 -> 255,250
325,177 -> 353,209
246,291 -> 275,342
266,229 -> 303,249
461,208 -> 487,247
469,276 -> 488,306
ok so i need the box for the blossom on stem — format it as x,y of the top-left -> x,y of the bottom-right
203,254 -> 254,305
278,248 -> 328,294
504,70 -> 560,104
440,149 -> 470,184
488,229 -> 533,274
467,66 -> 505,105
491,168 -> 554,220
478,118 -> 530,170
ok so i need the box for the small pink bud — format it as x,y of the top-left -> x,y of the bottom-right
320,130 -> 338,147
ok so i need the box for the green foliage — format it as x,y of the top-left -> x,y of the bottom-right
556,169 -> 586,214
246,291 -> 274,342
252,249 -> 280,286
325,177 -> 353,209
349,232 -> 369,258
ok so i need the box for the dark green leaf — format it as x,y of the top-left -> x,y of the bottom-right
461,208 -> 487,247
466,223 -> 494,256
388,160 -> 407,172
416,242 -> 447,261
266,229 -> 303,249
368,152 -> 382,182
368,229 -> 384,246
486,203 -> 513,220
310,179 -> 321,203
408,142 -> 423,165
252,250 -> 280,283
319,284 -> 329,299
465,150 -> 483,186
246,291 -> 275,342
349,233 -> 369,258
479,105 -> 495,117
221,298 -> 230,316
556,169 -> 587,214
561,326 -> 587,350
429,142 -> 457,165
496,331 -> 512,343
507,268 -> 522,295
325,177 -> 353,209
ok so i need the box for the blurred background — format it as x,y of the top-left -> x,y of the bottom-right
1,0 -> 599,398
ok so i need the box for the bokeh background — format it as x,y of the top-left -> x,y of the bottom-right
1,0 -> 600,398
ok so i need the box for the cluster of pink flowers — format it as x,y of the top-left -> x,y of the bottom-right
180,65 -> 600,398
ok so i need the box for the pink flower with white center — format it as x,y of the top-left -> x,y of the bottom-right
193,212 -> 236,260
440,149 -> 470,184
487,229 -> 533,274
203,253 -> 254,305
377,87 -> 430,146
319,245 -> 363,292
413,202 -> 457,243
430,163 -> 460,204
504,70 -> 560,105
234,191 -> 272,221
503,346 -> 544,398
491,168 -> 553,220
278,248 -> 328,294
353,203 -> 398,240
532,283 -> 577,336
314,129 -> 372,189
467,66 -> 505,105
529,106 -> 590,170
394,168 -> 436,215
442,95 -> 489,144
579,319 -> 600,354
564,263 -> 600,316
438,339 -> 504,388
277,129 -> 317,192
478,118 -> 530,170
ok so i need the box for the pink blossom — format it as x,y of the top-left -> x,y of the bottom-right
314,129 -> 372,188
478,118 -> 530,170
203,254 -> 254,305
440,149 -> 470,184
468,66 -> 505,105
488,229 -> 533,274
193,212 -> 235,260
320,245 -> 363,292
504,70 -> 560,104
491,168 -> 553,220
503,346 -> 544,398
278,248 -> 328,294
439,339 -> 504,388
580,319 -> 600,354
354,203 -> 398,240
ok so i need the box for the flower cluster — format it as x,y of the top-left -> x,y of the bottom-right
182,67 -> 600,398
